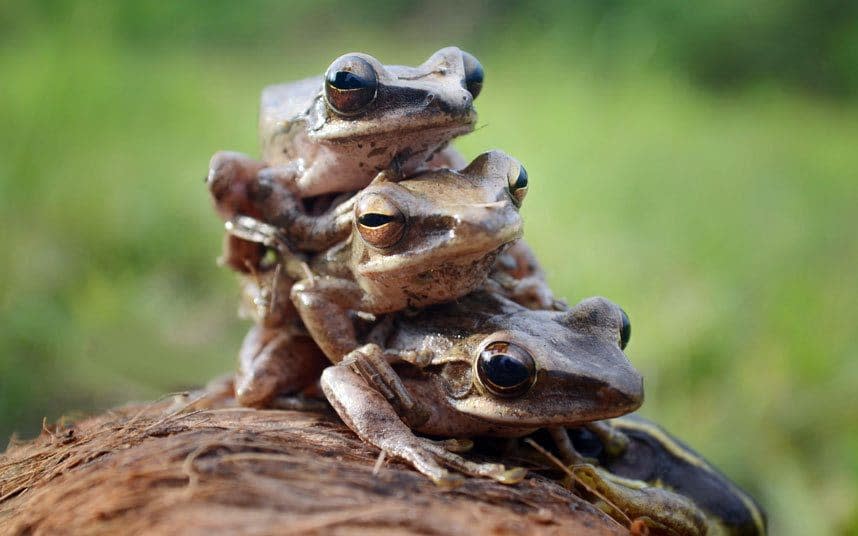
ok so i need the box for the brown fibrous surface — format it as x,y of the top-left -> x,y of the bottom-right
0,385 -> 625,535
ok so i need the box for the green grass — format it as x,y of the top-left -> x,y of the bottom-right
1,19 -> 856,536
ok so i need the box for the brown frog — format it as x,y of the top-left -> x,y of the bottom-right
320,290 -> 645,486
208,46 -> 483,253
223,151 -> 546,405
289,150 -> 529,362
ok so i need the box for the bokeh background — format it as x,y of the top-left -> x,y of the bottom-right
1,1 -> 856,533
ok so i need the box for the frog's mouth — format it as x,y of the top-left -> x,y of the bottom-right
314,110 -> 477,143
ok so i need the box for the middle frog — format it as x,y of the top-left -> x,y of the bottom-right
229,150 -> 531,370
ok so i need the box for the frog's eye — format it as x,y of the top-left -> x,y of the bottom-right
355,193 -> 406,248
475,341 -> 536,398
619,308 -> 631,350
508,164 -> 528,206
462,51 -> 484,99
325,55 -> 379,116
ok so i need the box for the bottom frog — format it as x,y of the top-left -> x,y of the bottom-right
559,414 -> 767,536
320,290 -> 644,487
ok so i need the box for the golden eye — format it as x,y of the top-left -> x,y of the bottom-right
462,51 -> 484,99
507,163 -> 528,207
475,341 -> 536,398
324,54 -> 379,116
355,193 -> 406,248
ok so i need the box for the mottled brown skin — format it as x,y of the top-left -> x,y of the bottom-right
291,150 -> 527,362
321,291 -> 644,486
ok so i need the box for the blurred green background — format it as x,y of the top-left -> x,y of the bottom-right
1,1 -> 856,533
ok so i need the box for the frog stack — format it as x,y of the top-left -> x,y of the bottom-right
205,48 -> 766,535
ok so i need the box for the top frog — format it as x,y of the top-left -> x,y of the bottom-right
259,46 -> 481,196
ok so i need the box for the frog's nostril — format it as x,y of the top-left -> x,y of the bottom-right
424,93 -> 436,106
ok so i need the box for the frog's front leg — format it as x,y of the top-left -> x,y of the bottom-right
570,465 -> 708,536
207,151 -> 351,252
320,364 -> 525,488
253,167 -> 354,252
235,325 -> 327,408
290,277 -> 367,363
344,344 -> 432,428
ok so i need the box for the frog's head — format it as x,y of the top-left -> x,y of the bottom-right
309,47 -> 480,143
451,297 -> 643,427
352,150 -> 526,280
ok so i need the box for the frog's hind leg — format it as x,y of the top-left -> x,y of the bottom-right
235,326 -> 327,408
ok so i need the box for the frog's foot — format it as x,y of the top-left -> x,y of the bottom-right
320,364 -> 526,489
571,464 -> 708,536
413,437 -> 528,485
345,344 -> 430,428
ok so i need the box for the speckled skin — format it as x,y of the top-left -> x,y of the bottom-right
321,291 -> 644,486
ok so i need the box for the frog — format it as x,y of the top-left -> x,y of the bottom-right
219,150 -> 550,405
562,414 -> 767,536
287,149 -> 531,362
319,290 -> 644,486
207,46 -> 483,253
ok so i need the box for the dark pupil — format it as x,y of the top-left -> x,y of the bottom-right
358,213 -> 394,227
513,167 -> 528,189
465,65 -> 484,96
620,308 -> 631,350
330,70 -> 370,90
486,354 -> 529,388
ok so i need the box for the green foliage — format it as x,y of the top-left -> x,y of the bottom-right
1,2 -> 856,534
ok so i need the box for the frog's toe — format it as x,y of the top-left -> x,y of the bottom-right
432,470 -> 466,490
494,466 -> 528,485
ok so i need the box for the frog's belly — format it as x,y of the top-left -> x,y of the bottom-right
359,249 -> 501,313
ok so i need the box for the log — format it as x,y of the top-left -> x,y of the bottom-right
0,385 -> 625,535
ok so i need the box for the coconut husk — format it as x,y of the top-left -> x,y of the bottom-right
0,384 -> 625,535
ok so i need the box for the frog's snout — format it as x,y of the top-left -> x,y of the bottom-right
603,371 -> 644,413
424,89 -> 475,119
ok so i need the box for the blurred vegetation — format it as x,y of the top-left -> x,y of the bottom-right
0,1 -> 856,534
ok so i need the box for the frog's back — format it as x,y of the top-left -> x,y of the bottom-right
259,76 -> 322,162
